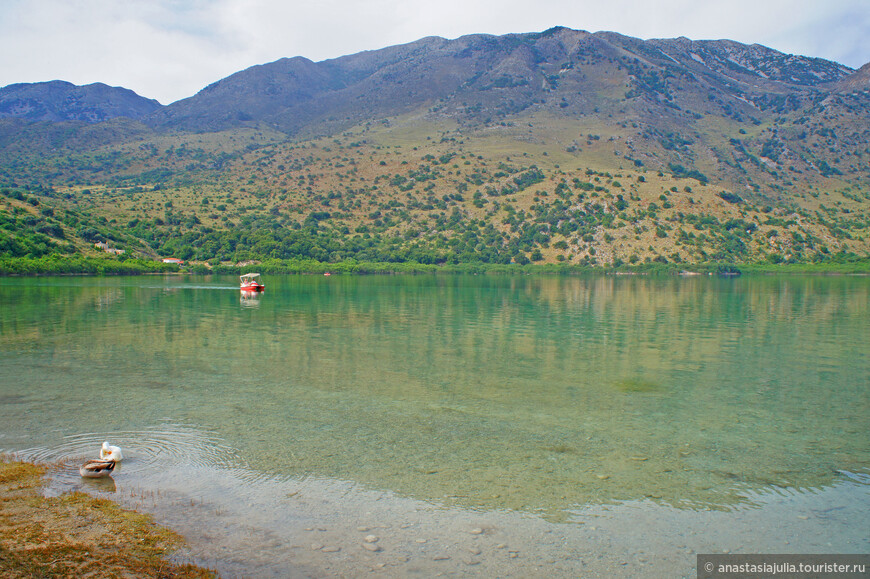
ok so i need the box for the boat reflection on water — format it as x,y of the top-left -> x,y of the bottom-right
240,290 -> 262,308
240,273 -> 264,308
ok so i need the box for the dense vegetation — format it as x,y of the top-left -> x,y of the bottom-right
2,151 -> 867,275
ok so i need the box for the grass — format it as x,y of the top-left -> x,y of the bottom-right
738,261 -> 870,275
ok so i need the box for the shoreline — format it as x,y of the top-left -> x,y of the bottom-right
2,254 -> 869,277
12,451 -> 868,579
0,457 -> 215,578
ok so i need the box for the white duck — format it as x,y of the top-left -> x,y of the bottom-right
80,458 -> 116,478
100,441 -> 123,461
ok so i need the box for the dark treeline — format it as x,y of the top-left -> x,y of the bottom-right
0,256 -> 179,275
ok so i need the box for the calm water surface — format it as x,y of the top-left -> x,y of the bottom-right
1,274 -> 867,577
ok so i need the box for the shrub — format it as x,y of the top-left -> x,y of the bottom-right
718,191 -> 743,204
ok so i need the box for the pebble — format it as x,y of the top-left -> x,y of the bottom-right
416,539 -> 427,544
310,543 -> 324,551
509,552 -> 519,559
495,544 -> 507,550
321,546 -> 341,553
433,555 -> 451,561
362,543 -> 381,552
463,559 -> 481,566
469,528 -> 484,535
364,535 -> 379,543
357,526 -> 370,532
468,547 -> 482,555
797,515 -> 809,520
596,474 -> 610,480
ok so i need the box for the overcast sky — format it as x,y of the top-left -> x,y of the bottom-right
1,0 -> 867,105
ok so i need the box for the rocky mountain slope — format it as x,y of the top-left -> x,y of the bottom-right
147,28 -> 859,135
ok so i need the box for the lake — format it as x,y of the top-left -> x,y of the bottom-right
1,273 -> 868,577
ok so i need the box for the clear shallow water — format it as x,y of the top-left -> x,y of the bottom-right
1,274 -> 868,576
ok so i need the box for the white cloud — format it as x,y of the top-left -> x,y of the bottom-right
0,0 -> 866,105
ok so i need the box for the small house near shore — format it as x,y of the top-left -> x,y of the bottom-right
94,242 -> 124,255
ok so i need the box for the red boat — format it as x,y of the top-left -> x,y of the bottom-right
240,273 -> 265,293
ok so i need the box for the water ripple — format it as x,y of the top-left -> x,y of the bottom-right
8,424 -> 246,475
140,285 -> 239,290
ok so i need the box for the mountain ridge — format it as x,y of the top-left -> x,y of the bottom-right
144,28 -> 860,136
1,28 -> 862,131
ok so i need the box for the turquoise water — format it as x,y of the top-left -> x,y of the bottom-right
1,274 -> 868,576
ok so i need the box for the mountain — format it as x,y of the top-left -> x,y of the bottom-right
0,80 -> 161,123
0,28 -> 868,269
147,27 -> 857,135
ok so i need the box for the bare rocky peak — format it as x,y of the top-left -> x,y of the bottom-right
145,27 -> 857,135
